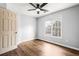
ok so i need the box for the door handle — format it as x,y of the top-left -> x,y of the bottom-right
15,32 -> 17,34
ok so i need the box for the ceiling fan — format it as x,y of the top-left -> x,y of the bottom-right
27,3 -> 48,14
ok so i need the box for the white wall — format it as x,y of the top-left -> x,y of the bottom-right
37,5 -> 79,50
17,14 -> 36,44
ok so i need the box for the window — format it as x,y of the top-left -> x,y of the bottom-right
45,16 -> 62,38
45,21 -> 51,34
52,20 -> 61,37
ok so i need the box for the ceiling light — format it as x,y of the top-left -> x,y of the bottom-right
36,8 -> 40,11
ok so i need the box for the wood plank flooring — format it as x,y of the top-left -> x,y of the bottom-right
0,39 -> 79,56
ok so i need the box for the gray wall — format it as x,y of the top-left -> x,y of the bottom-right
37,5 -> 79,50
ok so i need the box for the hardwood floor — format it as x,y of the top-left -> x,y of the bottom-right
0,39 -> 79,56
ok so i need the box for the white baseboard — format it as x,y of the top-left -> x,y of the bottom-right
40,39 -> 79,51
0,46 -> 17,54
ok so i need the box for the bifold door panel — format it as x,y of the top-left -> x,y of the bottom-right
0,8 -> 16,48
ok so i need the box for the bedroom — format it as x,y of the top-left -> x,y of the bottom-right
0,3 -> 79,56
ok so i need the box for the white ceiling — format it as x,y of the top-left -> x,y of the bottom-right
7,3 -> 78,18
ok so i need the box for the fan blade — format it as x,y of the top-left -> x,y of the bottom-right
40,3 -> 48,8
27,9 -> 36,11
37,11 -> 39,14
36,3 -> 40,8
29,3 -> 36,8
40,9 -> 48,12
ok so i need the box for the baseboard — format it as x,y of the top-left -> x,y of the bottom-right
0,46 -> 17,54
17,39 -> 34,45
39,39 -> 79,51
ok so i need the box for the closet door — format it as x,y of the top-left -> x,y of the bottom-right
0,8 -> 16,48
0,8 -> 4,48
8,10 -> 16,47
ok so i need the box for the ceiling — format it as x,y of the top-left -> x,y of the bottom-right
7,3 -> 78,18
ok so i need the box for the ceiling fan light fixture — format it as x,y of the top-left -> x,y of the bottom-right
36,8 -> 40,11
